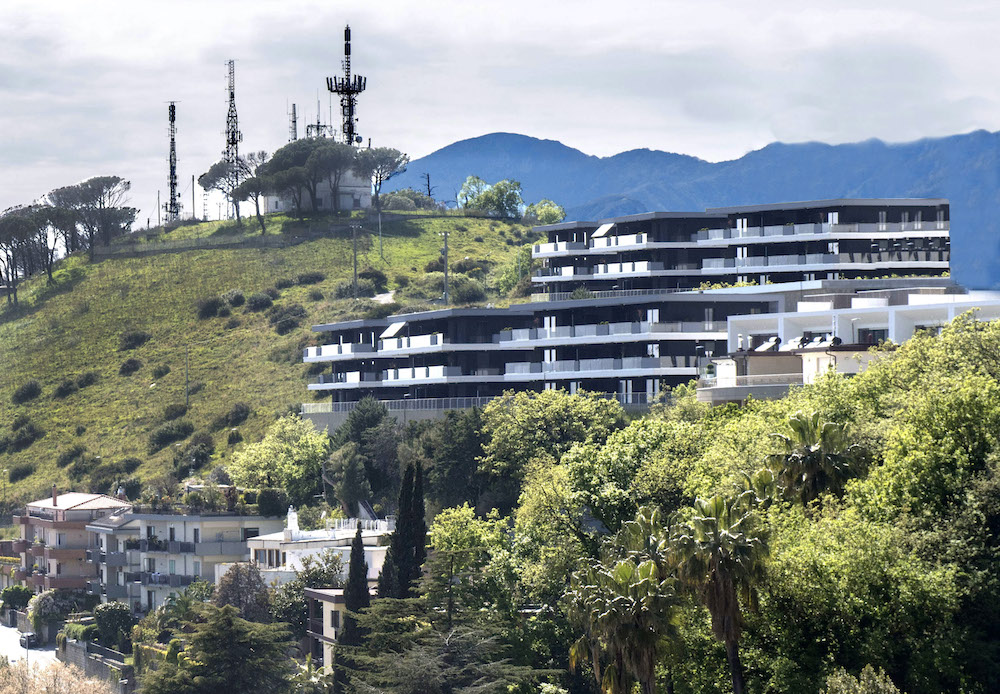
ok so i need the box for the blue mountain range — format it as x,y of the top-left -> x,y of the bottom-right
387,131 -> 1000,288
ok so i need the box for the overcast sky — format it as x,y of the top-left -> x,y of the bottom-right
1,0 -> 998,222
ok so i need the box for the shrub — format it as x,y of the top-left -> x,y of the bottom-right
225,402 -> 250,426
152,364 -> 171,379
75,425 -> 87,436
120,477 -> 142,499
10,422 -> 42,452
246,292 -> 273,311
64,622 -> 99,642
307,289 -> 324,301
88,463 -> 126,493
821,665 -> 902,694
264,287 -> 280,299
364,302 -> 401,319
182,432 -> 215,468
77,371 -> 98,388
8,463 -> 33,483
269,304 -> 307,335
227,429 -> 243,445
1,585 -> 32,610
69,456 -> 100,482
120,330 -> 151,351
296,271 -> 326,285
275,278 -> 295,290
243,489 -> 258,505
217,304 -> 231,317
424,257 -> 445,273
12,380 -> 41,404
473,235 -> 484,243
222,289 -> 245,306
257,488 -> 289,517
57,446 -> 86,468
12,414 -> 30,431
358,268 -> 388,292
225,317 -> 241,330
163,403 -> 187,421
94,601 -> 133,647
165,638 -> 182,664
119,358 -> 141,376
333,278 -> 376,299
121,457 -> 142,474
0,436 -> 8,454
450,276 -> 487,304
197,296 -> 224,319
148,420 -> 194,453
53,379 -> 78,399
393,274 -> 410,288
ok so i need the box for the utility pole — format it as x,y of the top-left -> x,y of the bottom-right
442,230 -> 449,304
185,345 -> 190,408
352,224 -> 359,299
157,191 -> 161,227
192,175 -> 196,220
378,210 -> 383,258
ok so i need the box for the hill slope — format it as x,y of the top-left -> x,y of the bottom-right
388,131 -> 1000,288
0,213 -> 533,507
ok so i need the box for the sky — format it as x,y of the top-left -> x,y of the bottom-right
1,0 -> 998,223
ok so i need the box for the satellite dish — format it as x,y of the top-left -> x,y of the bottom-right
355,135 -> 363,143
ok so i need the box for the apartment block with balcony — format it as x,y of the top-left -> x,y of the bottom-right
696,284 -> 1000,404
85,512 -> 141,606
302,199 -> 953,428
13,488 -> 131,593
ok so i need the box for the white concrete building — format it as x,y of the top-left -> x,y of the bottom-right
265,169 -> 371,214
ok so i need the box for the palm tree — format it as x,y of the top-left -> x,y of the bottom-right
768,411 -> 859,505
674,495 -> 768,694
569,506 -> 681,694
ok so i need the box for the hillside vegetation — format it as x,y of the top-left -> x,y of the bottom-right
0,212 -> 537,507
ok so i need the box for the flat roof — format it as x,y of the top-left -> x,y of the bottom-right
707,198 -> 949,214
312,306 -> 536,333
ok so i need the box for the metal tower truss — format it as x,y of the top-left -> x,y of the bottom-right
224,60 -> 243,216
326,24 -> 366,146
166,102 -> 180,223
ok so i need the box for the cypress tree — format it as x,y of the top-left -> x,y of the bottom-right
376,545 -> 399,599
394,464 -> 415,597
410,460 -> 427,587
340,523 -> 370,646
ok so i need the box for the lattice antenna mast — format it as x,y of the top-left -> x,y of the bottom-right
289,103 -> 298,142
224,60 -> 243,216
166,102 -> 180,223
326,24 -> 366,145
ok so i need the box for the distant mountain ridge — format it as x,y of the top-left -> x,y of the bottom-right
388,131 -> 1000,288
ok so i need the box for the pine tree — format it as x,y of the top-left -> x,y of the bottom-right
340,523 -> 370,646
409,460 -> 428,587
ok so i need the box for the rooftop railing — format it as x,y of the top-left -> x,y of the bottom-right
302,392 -> 660,415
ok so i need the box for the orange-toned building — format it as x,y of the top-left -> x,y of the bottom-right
13,487 -> 130,593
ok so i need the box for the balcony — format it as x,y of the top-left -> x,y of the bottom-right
381,365 -> 462,382
14,567 -> 29,581
138,538 -> 168,552
168,541 -> 197,554
303,343 -> 375,362
44,546 -> 88,561
12,539 -> 28,553
106,584 -> 132,600
696,373 -> 806,404
31,573 -> 89,590
87,579 -> 106,596
380,333 -> 447,351
593,261 -> 665,276
29,543 -> 45,557
505,355 -> 698,377
695,221 -> 949,243
312,371 -> 380,386
195,540 -> 250,556
498,320 -> 725,345
532,241 -> 588,256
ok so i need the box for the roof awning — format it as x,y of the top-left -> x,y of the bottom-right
591,223 -> 615,239
380,322 -> 407,339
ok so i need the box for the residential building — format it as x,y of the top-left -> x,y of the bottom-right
217,513 -> 391,587
13,488 -> 130,593
85,512 -> 140,606
265,169 -> 371,214
300,199 -> 952,428
305,587 -> 378,671
697,286 -> 1000,404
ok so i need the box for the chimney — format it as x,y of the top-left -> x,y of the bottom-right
52,484 -> 58,506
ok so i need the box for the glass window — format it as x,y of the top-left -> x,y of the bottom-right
331,610 -> 341,629
168,560 -> 176,575
193,561 -> 201,577
193,529 -> 200,543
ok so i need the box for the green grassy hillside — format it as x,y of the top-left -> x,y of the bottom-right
0,213 -> 537,507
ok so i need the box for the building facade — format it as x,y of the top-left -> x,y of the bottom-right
13,489 -> 130,593
301,199 -> 952,428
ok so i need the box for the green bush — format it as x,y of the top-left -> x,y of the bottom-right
56,446 -> 86,468
65,622 -> 99,642
148,420 -> 194,453
151,364 -> 171,379
12,380 -> 41,404
222,288 -> 245,306
53,379 -> 78,398
197,296 -> 224,319
77,371 -> 99,388
227,429 -> 243,445
449,275 -> 487,304
119,358 -> 142,376
257,488 -> 289,517
296,271 -> 326,285
121,457 -> 142,474
359,268 -> 388,292
307,289 -> 324,301
246,292 -> 273,311
1,585 -> 32,610
334,278 -> 376,299
8,463 -> 33,483
275,278 -> 295,290
75,425 -> 87,436
268,304 -> 307,336
264,287 -> 280,299
225,317 -> 241,330
120,330 -> 151,351
94,601 -> 133,647
163,403 -> 188,421
217,304 -> 231,317
10,422 -> 42,452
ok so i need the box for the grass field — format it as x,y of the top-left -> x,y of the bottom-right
0,212 -> 538,507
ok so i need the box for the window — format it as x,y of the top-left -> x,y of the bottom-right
193,561 -> 201,577
193,529 -> 200,543
168,560 -> 176,575
169,527 -> 176,541
57,533 -> 65,547
254,550 -> 264,564
243,528 -> 260,541
281,552 -> 287,566
146,526 -> 155,539
147,558 -> 156,572
330,610 -> 341,629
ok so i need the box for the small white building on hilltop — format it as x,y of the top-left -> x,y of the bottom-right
264,169 -> 371,215
215,510 -> 393,587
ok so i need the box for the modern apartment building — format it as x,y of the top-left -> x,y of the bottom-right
301,199 -> 952,428
13,488 -> 130,593
697,286 -> 1000,404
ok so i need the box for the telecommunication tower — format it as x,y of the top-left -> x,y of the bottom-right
289,103 -> 298,141
224,60 -> 243,216
165,102 -> 180,223
326,25 -> 366,146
